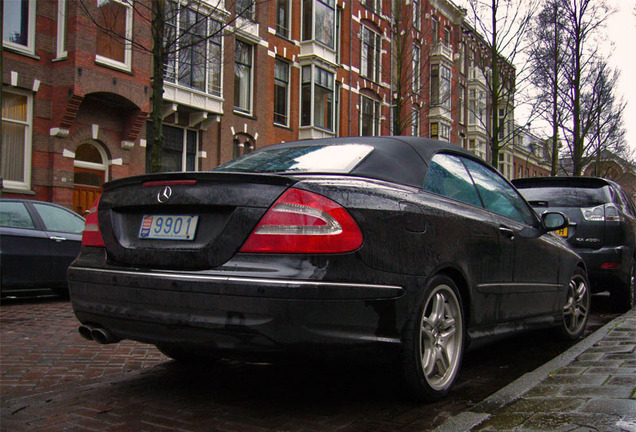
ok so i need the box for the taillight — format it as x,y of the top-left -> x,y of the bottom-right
239,188 -> 363,254
82,198 -> 105,247
581,204 -> 622,222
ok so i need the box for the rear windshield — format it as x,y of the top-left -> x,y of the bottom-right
214,144 -> 373,174
518,186 -> 612,207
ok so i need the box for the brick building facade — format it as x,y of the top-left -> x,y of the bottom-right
2,0 -> 547,212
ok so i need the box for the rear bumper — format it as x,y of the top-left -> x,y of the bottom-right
575,245 -> 632,291
68,265 -> 407,359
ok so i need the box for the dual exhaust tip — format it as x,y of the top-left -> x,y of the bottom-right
78,324 -> 120,344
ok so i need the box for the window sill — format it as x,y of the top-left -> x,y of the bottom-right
95,56 -> 133,75
2,44 -> 39,60
274,121 -> 292,131
0,186 -> 36,195
233,109 -> 255,119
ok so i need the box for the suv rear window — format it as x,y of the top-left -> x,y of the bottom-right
215,144 -> 373,174
519,186 -> 612,207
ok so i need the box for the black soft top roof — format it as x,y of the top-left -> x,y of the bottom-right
250,136 -> 483,188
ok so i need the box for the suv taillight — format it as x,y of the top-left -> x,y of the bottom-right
581,204 -> 622,222
239,188 -> 363,254
82,198 -> 105,247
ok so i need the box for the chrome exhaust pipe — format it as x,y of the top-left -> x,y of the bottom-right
91,327 -> 118,344
78,325 -> 94,341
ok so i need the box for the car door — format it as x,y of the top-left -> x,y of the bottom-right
461,158 -> 563,321
31,203 -> 85,286
0,201 -> 51,288
422,153 -> 510,327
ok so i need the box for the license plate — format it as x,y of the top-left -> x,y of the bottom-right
555,227 -> 568,237
139,215 -> 199,240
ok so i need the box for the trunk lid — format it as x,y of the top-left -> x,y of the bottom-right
97,172 -> 296,269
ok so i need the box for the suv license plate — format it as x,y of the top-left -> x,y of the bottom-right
139,215 -> 199,240
555,227 -> 568,237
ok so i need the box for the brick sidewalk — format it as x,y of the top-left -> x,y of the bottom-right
435,309 -> 636,432
0,300 -> 166,398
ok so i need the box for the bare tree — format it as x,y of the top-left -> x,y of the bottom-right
528,0 -> 568,175
557,0 -> 614,176
79,0 -> 257,172
464,0 -> 538,168
583,61 -> 626,173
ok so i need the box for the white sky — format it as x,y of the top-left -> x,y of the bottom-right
606,0 -> 636,155
455,0 -> 636,156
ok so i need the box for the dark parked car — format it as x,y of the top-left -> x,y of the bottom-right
512,177 -> 636,311
1,198 -> 85,297
68,137 -> 589,401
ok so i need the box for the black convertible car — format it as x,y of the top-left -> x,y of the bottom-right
68,137 -> 589,400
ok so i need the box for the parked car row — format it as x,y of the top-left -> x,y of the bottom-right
3,137 -> 633,402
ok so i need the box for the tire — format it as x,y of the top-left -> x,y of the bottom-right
400,275 -> 464,401
610,259 -> 635,312
558,268 -> 590,340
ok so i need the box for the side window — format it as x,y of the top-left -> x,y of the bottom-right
462,158 -> 535,225
33,203 -> 85,234
423,154 -> 482,207
0,202 -> 35,229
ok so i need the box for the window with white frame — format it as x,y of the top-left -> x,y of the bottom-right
165,2 -> 223,96
276,0 -> 290,38
360,95 -> 380,136
469,88 -> 485,125
361,25 -> 381,83
274,59 -> 290,126
95,0 -> 133,71
430,121 -> 451,141
431,64 -> 451,110
237,0 -> 255,20
1,89 -> 33,191
234,40 -> 253,114
3,0 -> 36,55
361,0 -> 380,14
146,124 -> 198,173
498,108 -> 505,139
302,0 -> 335,49
413,0 -> 421,31
412,45 -> 421,94
56,0 -> 68,59
412,108 -> 420,136
301,65 -> 334,131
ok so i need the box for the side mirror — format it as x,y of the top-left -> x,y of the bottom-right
541,211 -> 568,232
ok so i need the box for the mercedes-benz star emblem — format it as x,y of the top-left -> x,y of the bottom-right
157,186 -> 172,203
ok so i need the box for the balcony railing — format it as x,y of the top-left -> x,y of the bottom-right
430,42 -> 453,62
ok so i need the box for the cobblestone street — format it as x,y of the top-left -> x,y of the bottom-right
0,298 -> 621,432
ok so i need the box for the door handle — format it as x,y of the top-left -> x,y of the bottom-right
499,226 -> 515,239
50,236 -> 67,242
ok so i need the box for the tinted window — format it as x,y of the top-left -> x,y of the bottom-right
517,186 -> 612,207
424,154 -> 481,207
33,203 -> 85,234
215,144 -> 373,174
0,202 -> 35,229
463,158 -> 535,225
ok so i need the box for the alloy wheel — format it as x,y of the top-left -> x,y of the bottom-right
562,272 -> 590,338
418,284 -> 463,391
